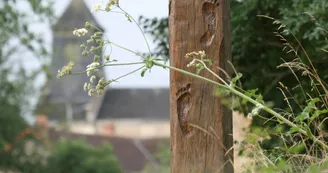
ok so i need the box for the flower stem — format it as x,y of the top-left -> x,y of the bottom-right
118,6 -> 152,57
106,41 -> 144,58
104,62 -> 144,67
153,61 -> 328,150
112,65 -> 145,82
70,62 -> 144,75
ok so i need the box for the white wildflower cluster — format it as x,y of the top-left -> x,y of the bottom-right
105,0 -> 119,12
73,28 -> 88,37
95,77 -> 107,95
247,104 -> 264,118
86,62 -> 101,76
57,61 -> 75,78
90,75 -> 97,83
84,77 -> 108,96
185,51 -> 207,68
185,50 -> 206,59
187,59 -> 197,68
91,1 -> 103,13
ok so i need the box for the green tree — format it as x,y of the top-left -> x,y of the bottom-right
0,0 -> 54,172
142,143 -> 170,173
47,140 -> 122,173
0,0 -> 54,115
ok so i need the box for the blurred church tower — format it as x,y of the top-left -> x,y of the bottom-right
36,0 -> 103,128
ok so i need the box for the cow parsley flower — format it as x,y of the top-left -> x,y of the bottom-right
57,61 -> 75,78
95,77 -> 107,95
88,88 -> 95,96
83,83 -> 88,91
87,83 -> 92,90
84,77 -> 108,96
187,59 -> 197,68
105,0 -> 119,11
90,75 -> 97,83
86,62 -> 101,76
73,28 -> 88,37
91,2 -> 102,12
185,50 -> 206,59
247,104 -> 264,118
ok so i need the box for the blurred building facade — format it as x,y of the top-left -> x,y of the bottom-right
35,0 -> 169,139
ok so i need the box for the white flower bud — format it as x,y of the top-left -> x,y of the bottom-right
90,75 -> 96,83
73,28 -> 88,37
83,83 -> 88,91
91,2 -> 102,13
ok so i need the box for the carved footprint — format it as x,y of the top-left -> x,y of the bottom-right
200,0 -> 219,47
176,83 -> 193,137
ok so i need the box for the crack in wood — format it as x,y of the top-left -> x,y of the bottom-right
200,1 -> 219,47
176,83 -> 193,137
209,0 -> 219,7
169,0 -> 172,15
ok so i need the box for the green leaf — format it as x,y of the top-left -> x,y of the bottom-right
141,68 -> 147,77
196,65 -> 205,74
287,143 -> 305,154
310,109 -> 328,122
230,72 -> 242,87
296,98 -> 320,122
215,87 -> 230,97
285,126 -> 300,136
242,88 -> 263,104
276,159 -> 288,171
255,94 -> 264,104
308,164 -> 322,173
202,59 -> 213,66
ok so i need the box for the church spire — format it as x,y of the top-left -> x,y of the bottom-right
35,0 -> 104,121
53,0 -> 102,31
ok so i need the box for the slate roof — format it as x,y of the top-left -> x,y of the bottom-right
53,0 -> 102,31
97,88 -> 169,120
48,129 -> 169,173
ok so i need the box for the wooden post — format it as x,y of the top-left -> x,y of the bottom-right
169,0 -> 233,172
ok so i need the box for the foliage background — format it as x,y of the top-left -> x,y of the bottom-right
0,1 -> 121,173
46,140 -> 122,173
0,0 -> 53,171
